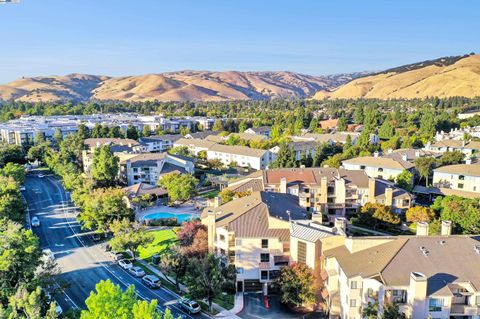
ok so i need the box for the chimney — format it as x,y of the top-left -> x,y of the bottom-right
213,196 -> 222,208
441,220 -> 452,236
415,150 -> 420,158
279,177 -> 287,194
387,148 -> 393,154
466,158 -> 472,165
205,209 -> 216,253
319,176 -> 328,204
373,151 -> 379,158
402,154 -> 408,162
368,178 -> 376,203
385,187 -> 393,206
416,222 -> 429,236
311,212 -> 323,224
408,272 -> 428,319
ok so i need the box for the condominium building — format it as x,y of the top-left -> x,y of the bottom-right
244,126 -> 272,138
433,163 -> 480,194
173,138 -> 218,156
342,155 -> 414,181
206,144 -> 273,170
425,140 -> 480,156
119,152 -> 194,186
201,191 -> 309,293
226,168 -> 413,218
322,224 -> 480,319
139,134 -> 182,152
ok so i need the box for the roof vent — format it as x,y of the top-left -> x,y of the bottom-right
438,240 -> 446,245
419,246 -> 429,256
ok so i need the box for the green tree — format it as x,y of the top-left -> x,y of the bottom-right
0,221 -> 42,303
81,280 -> 174,319
159,245 -> 187,289
167,146 -> 190,157
219,189 -> 235,203
362,301 -> 378,319
78,188 -> 132,233
378,117 -> 394,139
414,157 -> 436,186
109,219 -> 153,260
53,128 -> 63,147
358,203 -> 401,229
382,303 -> 406,319
277,262 -> 315,307
0,176 -> 25,222
436,151 -> 464,166
158,173 -> 197,205
353,105 -> 364,124
184,254 -> 224,311
126,125 -> 139,140
27,142 -> 51,163
0,162 -> 26,185
5,286 -> 58,319
271,143 -> 297,168
91,145 -> 119,186
395,170 -> 413,192
419,109 -> 436,142
212,119 -> 224,131
308,117 -> 319,132
179,126 -> 190,136
0,144 -> 26,168
91,123 -> 102,138
142,125 -> 151,137
238,120 -> 248,133
337,116 -> 347,131
432,196 -> 480,234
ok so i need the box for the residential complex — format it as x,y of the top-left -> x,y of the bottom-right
433,163 -> 480,194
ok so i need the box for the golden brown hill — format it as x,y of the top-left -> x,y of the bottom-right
0,71 -> 361,102
313,54 -> 480,99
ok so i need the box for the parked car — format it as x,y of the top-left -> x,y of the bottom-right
31,217 -> 40,227
142,275 -> 161,289
102,243 -> 111,252
180,298 -> 201,314
43,249 -> 55,261
109,251 -> 124,261
118,259 -> 133,270
91,233 -> 101,242
19,185 -> 26,191
55,304 -> 63,315
128,266 -> 146,278
38,174 -> 45,178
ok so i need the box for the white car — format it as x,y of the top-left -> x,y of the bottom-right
38,174 -> 45,178
118,259 -> 133,270
31,217 -> 40,227
43,249 -> 55,261
142,275 -> 161,289
55,304 -> 63,315
19,185 -> 26,191
180,298 -> 201,314
128,266 -> 146,278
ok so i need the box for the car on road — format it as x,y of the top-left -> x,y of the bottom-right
42,249 -> 55,261
180,298 -> 201,314
118,259 -> 133,270
31,216 -> 40,227
38,173 -> 45,178
91,233 -> 101,241
142,275 -> 161,289
128,266 -> 146,278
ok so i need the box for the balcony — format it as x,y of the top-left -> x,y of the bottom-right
450,304 -> 480,315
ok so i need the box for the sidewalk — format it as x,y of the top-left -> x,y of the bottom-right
137,259 -> 243,318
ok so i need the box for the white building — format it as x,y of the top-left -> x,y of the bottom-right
433,162 -> 480,194
206,144 -> 273,170
173,138 -> 218,156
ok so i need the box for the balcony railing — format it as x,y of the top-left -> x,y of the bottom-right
450,304 -> 480,315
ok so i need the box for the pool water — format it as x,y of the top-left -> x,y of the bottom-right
142,212 -> 195,223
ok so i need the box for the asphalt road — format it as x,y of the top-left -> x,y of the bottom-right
24,172 -> 209,319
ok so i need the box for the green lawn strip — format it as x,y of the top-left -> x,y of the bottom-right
197,301 -> 220,316
197,189 -> 220,199
138,229 -> 177,261
213,293 -> 234,310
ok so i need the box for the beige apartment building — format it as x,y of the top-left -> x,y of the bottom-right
433,163 -> 480,194
226,167 -> 413,218
322,222 -> 480,319
201,191 -> 309,293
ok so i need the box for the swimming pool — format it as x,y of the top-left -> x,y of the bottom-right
142,212 -> 195,223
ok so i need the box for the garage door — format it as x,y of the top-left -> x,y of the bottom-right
243,280 -> 262,292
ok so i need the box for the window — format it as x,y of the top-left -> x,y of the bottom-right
236,267 -> 244,274
261,239 -> 269,249
260,253 -> 270,262
349,299 -> 357,307
350,281 -> 358,289
261,270 -> 268,280
429,298 -> 443,312
459,175 -> 465,180
378,168 -> 383,172
219,234 -> 226,242
360,165 -> 366,170
476,295 -> 480,306
458,183 -> 464,189
297,241 -> 307,264
236,239 -> 242,246
236,253 -> 242,260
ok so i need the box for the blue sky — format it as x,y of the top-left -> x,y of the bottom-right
0,0 -> 479,82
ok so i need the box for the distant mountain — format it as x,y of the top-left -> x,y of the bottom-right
313,54 -> 480,99
0,71 -> 364,103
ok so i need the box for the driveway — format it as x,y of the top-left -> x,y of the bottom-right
238,293 -> 325,319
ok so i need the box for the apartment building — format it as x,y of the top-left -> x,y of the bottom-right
226,168 -> 413,217
270,141 -> 318,161
342,155 -> 415,181
322,224 -> 480,319
244,126 -> 272,138
206,144 -> 273,170
139,134 -> 182,152
119,152 -> 194,186
435,126 -> 480,140
292,132 -> 379,146
82,138 -> 144,173
173,138 -> 218,156
425,140 -> 480,156
201,191 -> 308,293
433,163 -> 480,194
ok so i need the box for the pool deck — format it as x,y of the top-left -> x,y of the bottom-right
136,204 -> 201,221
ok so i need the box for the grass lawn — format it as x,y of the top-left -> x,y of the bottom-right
138,229 -> 177,260
213,293 -> 234,310
198,189 -> 220,199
